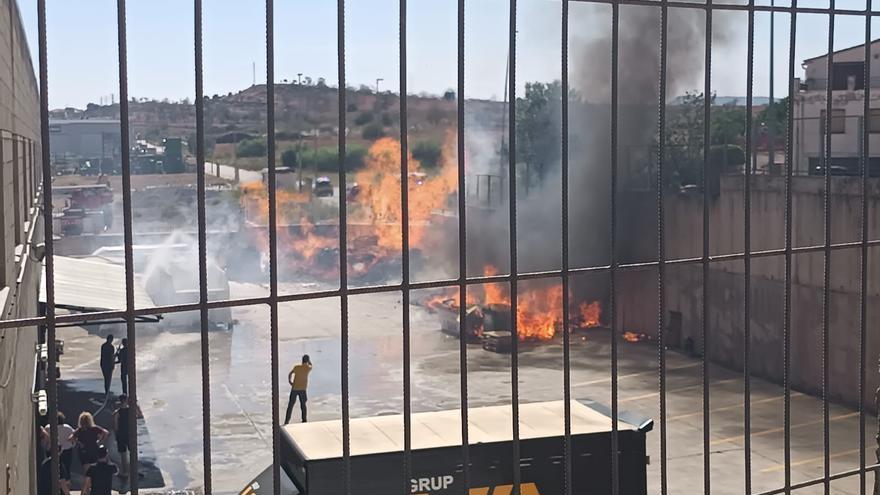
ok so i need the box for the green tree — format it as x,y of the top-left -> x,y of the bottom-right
711,106 -> 746,145
361,123 -> 385,141
515,81 -> 563,182
412,141 -> 442,169
237,138 -> 266,157
756,96 -> 789,138
281,149 -> 299,169
354,111 -> 375,126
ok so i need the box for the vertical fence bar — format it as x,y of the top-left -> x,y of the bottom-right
702,1 -> 713,493
265,0 -> 281,493
399,0 -> 413,490
783,1 -> 798,491
560,0 -> 572,494
456,0 -> 471,491
337,0 -> 352,492
656,1 -> 669,493
507,0 -> 520,491
744,0 -> 756,491
114,1 -> 138,492
36,0 -> 59,493
610,3 -> 620,493
193,0 -> 212,492
859,4 -> 871,493
821,3 -> 834,493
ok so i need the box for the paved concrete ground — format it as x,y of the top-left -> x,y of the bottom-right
57,281 -> 874,494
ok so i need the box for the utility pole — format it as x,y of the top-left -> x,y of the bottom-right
375,78 -> 384,94
297,73 -> 303,85
252,62 -> 256,86
768,0 -> 775,174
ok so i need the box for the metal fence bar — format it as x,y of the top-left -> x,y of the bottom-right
399,0 -> 413,490
114,1 -> 139,491
193,0 -> 212,491
560,1 -> 573,494
821,4 -> 834,493
656,1 -> 669,493
783,1 -> 798,491
507,0 -> 521,491
756,464 -> 880,495
609,2 -> 621,493
265,1 -> 281,493
337,0 -> 352,491
744,0 -> 756,491
702,1 -> 713,492
36,0 -> 59,493
859,3 -> 872,493
456,0 -> 471,492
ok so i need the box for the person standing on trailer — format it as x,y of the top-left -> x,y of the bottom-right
285,354 -> 312,424
100,334 -> 115,396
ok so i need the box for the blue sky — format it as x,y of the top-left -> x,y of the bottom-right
17,0 -> 880,109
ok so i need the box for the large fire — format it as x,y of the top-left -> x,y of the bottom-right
427,266 -> 603,342
241,135 -> 458,278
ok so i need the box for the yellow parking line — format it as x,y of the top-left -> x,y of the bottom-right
668,392 -> 805,422
620,377 -> 741,404
571,362 -> 701,388
710,411 -> 860,446
760,448 -> 862,473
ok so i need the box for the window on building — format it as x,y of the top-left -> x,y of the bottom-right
820,109 -> 846,134
831,61 -> 866,90
869,108 -> 880,133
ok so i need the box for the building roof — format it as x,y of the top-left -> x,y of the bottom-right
40,256 -> 158,322
803,38 -> 880,63
282,400 -> 644,461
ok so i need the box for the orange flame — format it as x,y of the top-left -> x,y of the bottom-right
622,331 -> 649,343
240,133 -> 459,278
425,266 -> 603,342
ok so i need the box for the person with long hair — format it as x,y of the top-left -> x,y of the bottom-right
70,411 -> 108,472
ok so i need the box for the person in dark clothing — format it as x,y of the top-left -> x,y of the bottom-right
115,338 -> 128,395
71,412 -> 108,472
100,334 -> 115,396
81,445 -> 117,495
37,449 -> 71,495
113,394 -> 131,477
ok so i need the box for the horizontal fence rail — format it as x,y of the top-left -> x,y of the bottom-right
26,0 -> 878,494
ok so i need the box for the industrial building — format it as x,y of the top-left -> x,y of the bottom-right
48,118 -> 121,172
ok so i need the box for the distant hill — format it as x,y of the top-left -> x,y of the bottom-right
50,83 -> 507,147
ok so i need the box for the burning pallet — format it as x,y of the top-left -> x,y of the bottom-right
481,330 -> 513,354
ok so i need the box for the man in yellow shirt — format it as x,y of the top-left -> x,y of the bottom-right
285,354 -> 312,424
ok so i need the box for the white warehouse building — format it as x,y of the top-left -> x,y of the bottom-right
793,40 -> 880,176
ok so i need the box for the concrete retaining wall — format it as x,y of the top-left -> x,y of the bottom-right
618,174 -> 880,412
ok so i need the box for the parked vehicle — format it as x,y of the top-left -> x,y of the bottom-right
314,176 -> 334,197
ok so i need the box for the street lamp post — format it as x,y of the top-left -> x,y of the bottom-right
375,78 -> 384,94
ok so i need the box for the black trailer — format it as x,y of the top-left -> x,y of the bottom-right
279,400 -> 652,495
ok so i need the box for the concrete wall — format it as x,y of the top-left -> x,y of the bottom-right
618,175 -> 880,412
0,1 -> 43,495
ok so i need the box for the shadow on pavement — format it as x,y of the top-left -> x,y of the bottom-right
57,380 -> 165,492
